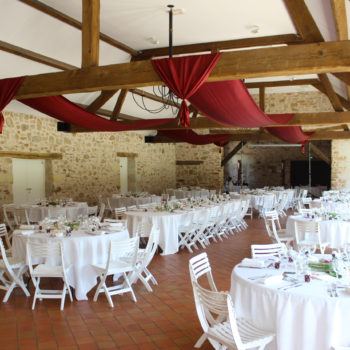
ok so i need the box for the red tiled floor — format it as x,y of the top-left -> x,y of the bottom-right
0,217 -> 270,349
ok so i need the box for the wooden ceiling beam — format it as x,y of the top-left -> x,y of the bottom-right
69,111 -> 350,133
331,0 -> 350,100
14,40 -> 350,99
221,141 -> 246,167
82,0 -> 100,68
283,0 -> 344,115
313,82 -> 350,110
18,0 -> 138,56
86,90 -> 118,113
76,103 -> 140,121
318,73 -> 343,111
245,78 -> 319,89
137,34 -> 302,59
147,130 -> 350,143
0,40 -> 77,70
111,89 -> 128,120
259,87 -> 265,111
309,143 -> 331,165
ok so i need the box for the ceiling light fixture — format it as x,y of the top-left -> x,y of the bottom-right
132,4 -> 180,115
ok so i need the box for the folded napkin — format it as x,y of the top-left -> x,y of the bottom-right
240,258 -> 266,269
53,231 -> 64,238
108,222 -> 124,228
19,225 -> 35,230
20,230 -> 34,236
264,274 -> 284,285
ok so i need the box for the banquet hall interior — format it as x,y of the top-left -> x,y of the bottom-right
1,0 -> 350,349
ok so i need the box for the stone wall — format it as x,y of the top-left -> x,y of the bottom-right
331,140 -> 350,189
0,111 -> 176,204
175,143 -> 223,191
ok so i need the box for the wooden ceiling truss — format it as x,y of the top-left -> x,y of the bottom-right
1,0 -> 350,142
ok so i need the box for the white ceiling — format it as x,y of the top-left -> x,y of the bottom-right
1,0 -> 349,119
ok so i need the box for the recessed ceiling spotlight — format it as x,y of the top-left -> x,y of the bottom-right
246,25 -> 260,34
147,36 -> 160,45
166,7 -> 186,15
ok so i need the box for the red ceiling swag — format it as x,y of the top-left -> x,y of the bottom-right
21,96 -> 174,132
0,77 -> 174,132
189,79 -> 311,145
152,53 -> 221,128
0,77 -> 25,133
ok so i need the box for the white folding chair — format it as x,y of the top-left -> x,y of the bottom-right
2,205 -> 16,231
93,237 -> 139,308
189,253 -> 218,291
0,223 -> 12,255
251,243 -> 286,259
263,211 -> 294,247
114,207 -> 127,220
189,253 -> 218,348
27,239 -> 72,310
131,227 -> 159,292
294,220 -> 329,254
0,240 -> 30,302
88,205 -> 98,216
126,205 -> 137,211
48,207 -> 67,220
98,203 -> 105,221
138,203 -> 149,210
192,281 -> 274,350
14,207 -> 30,225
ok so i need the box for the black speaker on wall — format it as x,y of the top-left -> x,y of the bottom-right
57,122 -> 71,132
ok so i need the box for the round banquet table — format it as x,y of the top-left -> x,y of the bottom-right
12,229 -> 129,300
231,264 -> 350,350
126,201 -> 241,255
25,202 -> 89,222
286,215 -> 350,249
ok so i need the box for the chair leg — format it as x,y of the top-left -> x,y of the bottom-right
103,284 -> 114,308
93,274 -> 106,302
144,267 -> 157,285
194,333 -> 207,348
32,278 -> 40,310
60,287 -> 66,311
138,273 -> 153,292
124,273 -> 137,303
66,283 -> 73,302
3,282 -> 16,303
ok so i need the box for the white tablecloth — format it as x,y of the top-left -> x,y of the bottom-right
287,215 -> 350,249
26,202 -> 88,222
109,196 -> 161,208
126,201 -> 241,255
231,264 -> 350,350
166,188 -> 210,199
12,229 -> 129,300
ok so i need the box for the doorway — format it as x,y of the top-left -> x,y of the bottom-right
119,157 -> 128,194
12,158 -> 46,204
290,160 -> 331,188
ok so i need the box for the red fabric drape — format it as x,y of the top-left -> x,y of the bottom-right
152,53 -> 221,128
0,77 -> 25,133
21,95 -> 174,131
189,80 -> 289,127
158,129 -> 231,147
189,79 -> 310,145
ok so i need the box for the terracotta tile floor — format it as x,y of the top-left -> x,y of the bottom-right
0,218 -> 270,350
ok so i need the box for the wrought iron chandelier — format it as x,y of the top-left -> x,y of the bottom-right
131,4 -> 180,114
